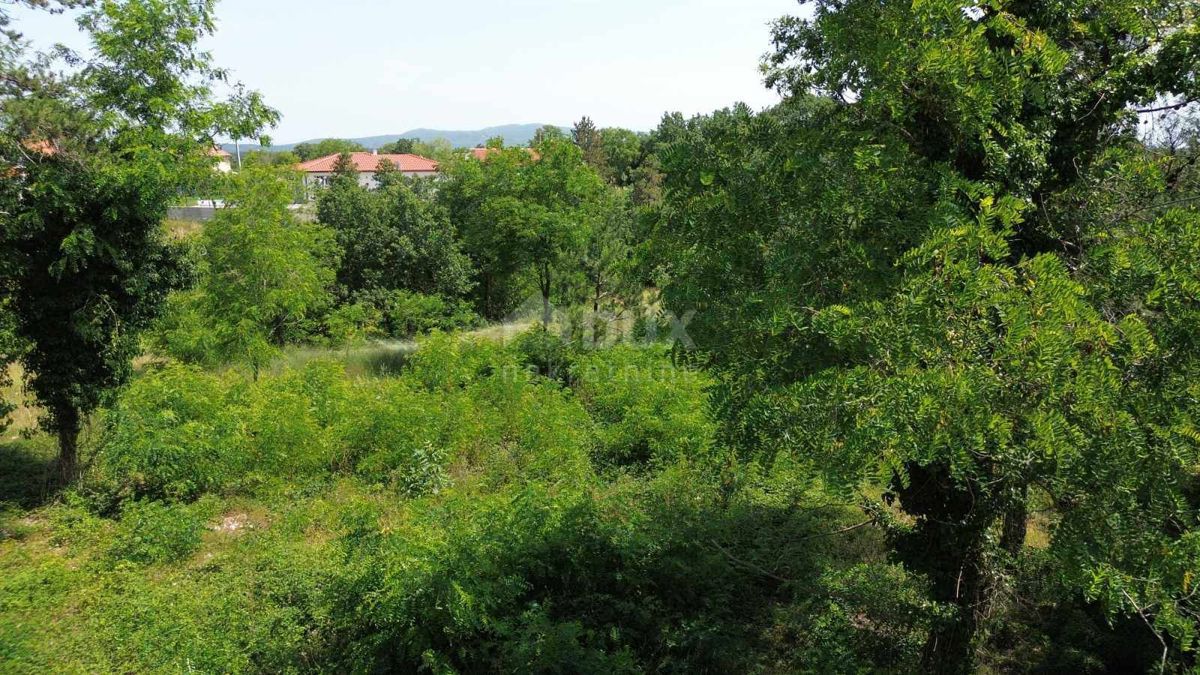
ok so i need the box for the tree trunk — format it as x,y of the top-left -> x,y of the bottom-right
921,540 -> 988,674
1000,487 -> 1028,559
483,273 -> 494,320
592,282 -> 604,347
540,265 -> 552,329
54,405 -> 81,484
893,462 -> 995,674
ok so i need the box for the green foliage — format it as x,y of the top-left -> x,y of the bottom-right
509,326 -> 579,384
597,127 -> 642,185
106,499 -> 205,565
438,137 -> 610,319
5,2 -> 1198,671
96,364 -> 239,502
317,171 -> 474,300
0,301 -> 20,433
774,563 -> 948,674
575,345 -> 716,470
152,167 -> 337,372
292,138 -> 366,161
654,1 -> 1200,670
531,124 -> 566,147
241,149 -> 299,168
572,115 -> 605,169
94,335 -> 597,504
378,137 -> 417,154
0,328 -> 937,673
581,186 -> 637,316
322,300 -> 383,346
0,0 -> 277,476
358,289 -> 480,339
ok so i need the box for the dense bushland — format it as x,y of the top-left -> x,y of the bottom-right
3,0 -> 1199,672
1,333 -> 935,673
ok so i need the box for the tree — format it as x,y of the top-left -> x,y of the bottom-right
598,127 -> 642,185
243,149 -> 299,168
0,298 -> 20,434
316,170 -> 473,301
580,187 -> 635,341
378,137 -> 417,154
437,149 -> 533,319
331,151 -> 358,183
0,0 -> 277,480
572,116 -> 605,169
198,167 -> 335,377
656,1 -> 1200,671
292,138 -> 366,161
412,138 -> 454,163
1,1 -> 87,43
531,124 -> 565,148
439,138 -> 606,322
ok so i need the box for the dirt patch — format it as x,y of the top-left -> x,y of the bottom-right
210,513 -> 257,535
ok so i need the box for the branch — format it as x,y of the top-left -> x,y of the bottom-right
1136,100 -> 1196,114
1121,588 -> 1169,674
710,519 -> 876,584
1109,195 -> 1200,224
708,539 -> 792,583
794,518 -> 873,542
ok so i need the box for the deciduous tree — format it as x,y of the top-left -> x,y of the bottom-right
658,1 -> 1200,670
292,138 -> 366,161
0,0 -> 277,480
197,167 -> 335,377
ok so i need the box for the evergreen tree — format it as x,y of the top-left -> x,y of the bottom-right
572,116 -> 605,169
378,138 -> 416,154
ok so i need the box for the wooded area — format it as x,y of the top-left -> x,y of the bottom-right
1,0 -> 1199,672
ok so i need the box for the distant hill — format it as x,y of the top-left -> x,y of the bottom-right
224,124 -> 568,154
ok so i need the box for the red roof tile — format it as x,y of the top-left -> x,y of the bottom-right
296,152 -> 438,173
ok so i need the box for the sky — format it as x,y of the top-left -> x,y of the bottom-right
11,0 -> 799,143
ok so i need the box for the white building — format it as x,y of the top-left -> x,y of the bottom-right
209,147 -> 233,173
296,151 -> 439,191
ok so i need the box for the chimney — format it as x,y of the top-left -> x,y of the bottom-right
372,149 -> 378,156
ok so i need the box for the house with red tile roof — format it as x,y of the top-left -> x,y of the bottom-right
296,151 -> 439,191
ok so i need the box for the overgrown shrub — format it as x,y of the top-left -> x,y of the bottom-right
95,364 -> 239,503
774,563 -> 947,673
336,378 -> 469,492
357,289 -> 480,339
404,331 -> 511,392
106,499 -> 206,565
574,345 -> 716,469
510,326 -> 580,384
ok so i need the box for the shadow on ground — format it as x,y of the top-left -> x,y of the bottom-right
0,438 -> 59,509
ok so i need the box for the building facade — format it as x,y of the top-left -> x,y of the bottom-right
296,151 -> 439,191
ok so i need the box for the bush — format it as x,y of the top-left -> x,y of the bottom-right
326,486 -> 661,673
510,326 -> 579,384
106,500 -> 206,565
368,289 -> 480,339
574,345 -> 716,469
404,331 -> 510,392
94,364 -> 238,503
337,378 -> 467,493
780,563 -> 948,673
92,362 -> 344,504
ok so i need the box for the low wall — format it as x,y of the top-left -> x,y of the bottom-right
167,206 -> 218,222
